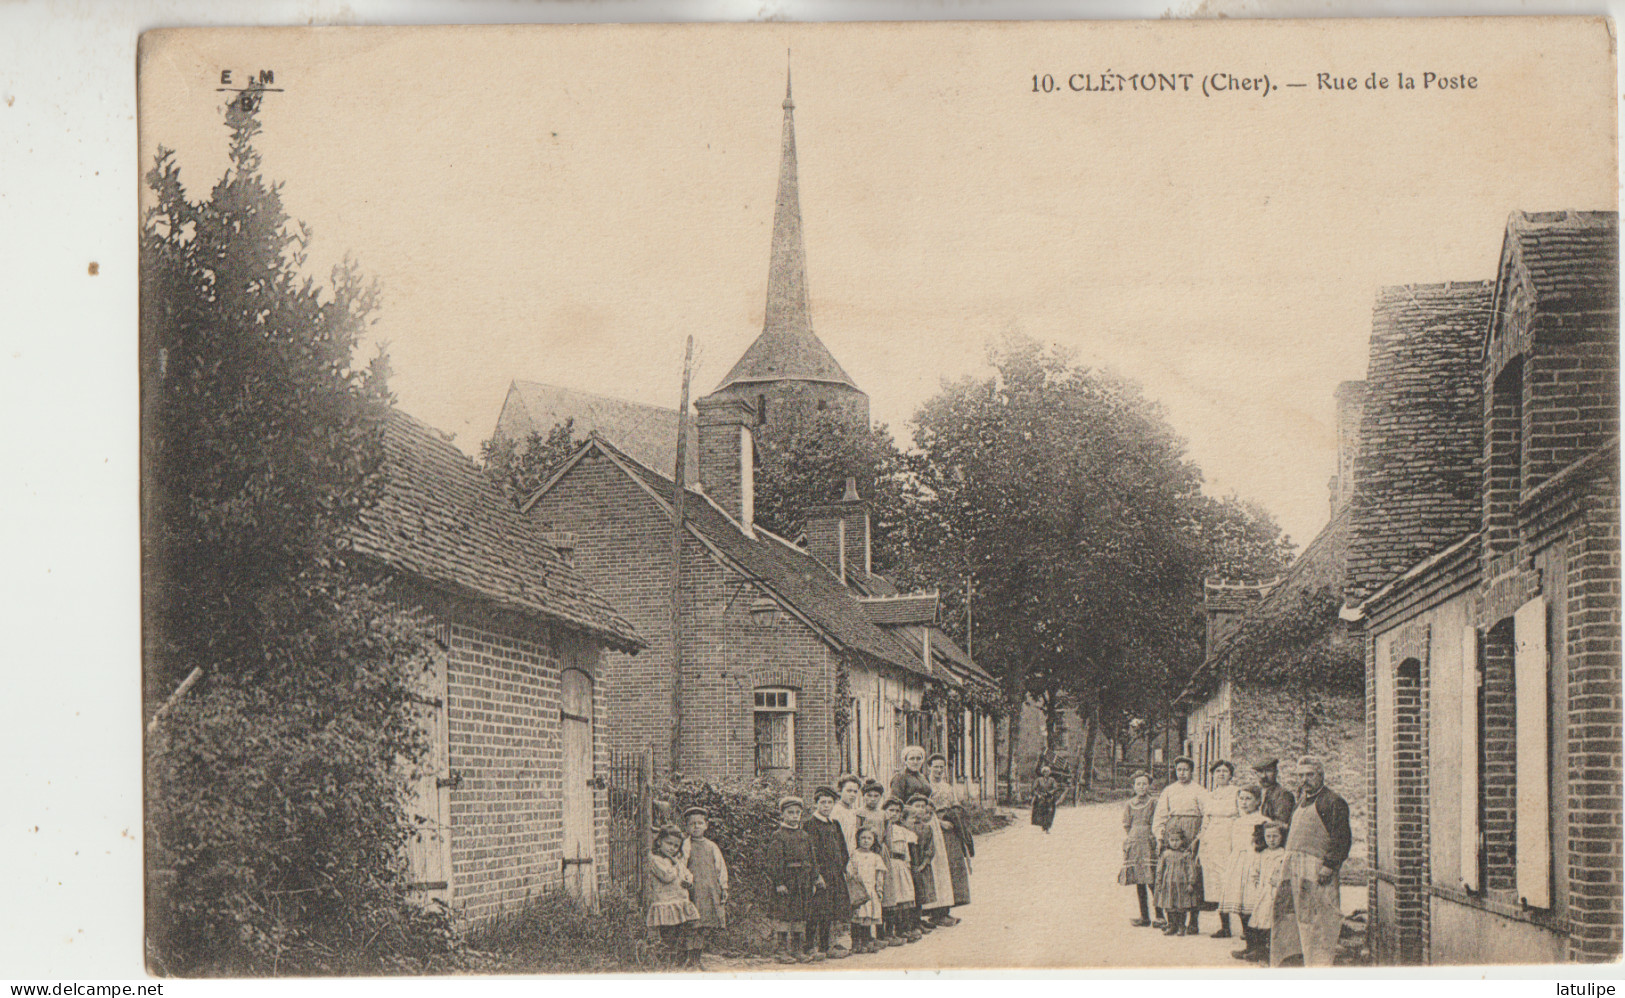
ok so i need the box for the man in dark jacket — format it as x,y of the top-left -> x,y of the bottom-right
1252,757 -> 1297,847
1270,756 -> 1351,967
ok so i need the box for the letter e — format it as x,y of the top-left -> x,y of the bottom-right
220,69 -> 232,85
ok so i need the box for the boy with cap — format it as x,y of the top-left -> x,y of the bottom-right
766,796 -> 820,963
807,786 -> 853,959
680,805 -> 728,969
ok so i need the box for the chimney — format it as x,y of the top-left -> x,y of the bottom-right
694,396 -> 757,527
1203,579 -> 1266,653
804,476 -> 870,585
1330,380 -> 1367,514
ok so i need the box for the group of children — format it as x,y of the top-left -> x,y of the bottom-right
1117,770 -> 1290,962
646,760 -> 974,967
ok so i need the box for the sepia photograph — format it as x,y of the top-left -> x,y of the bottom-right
132,18 -> 1618,975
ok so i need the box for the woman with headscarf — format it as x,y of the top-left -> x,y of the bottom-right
889,744 -> 932,805
926,753 -> 974,919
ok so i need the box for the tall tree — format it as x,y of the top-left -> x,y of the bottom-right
142,87 -> 450,974
907,336 -> 1294,791
909,336 -> 1210,790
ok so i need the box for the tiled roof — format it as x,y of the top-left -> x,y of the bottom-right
583,436 -> 931,679
1496,210 -> 1619,321
1344,281 -> 1492,603
501,381 -> 697,483
1182,504 -> 1353,703
859,594 -> 939,627
351,410 -> 643,651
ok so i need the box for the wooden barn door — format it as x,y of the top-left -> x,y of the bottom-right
406,637 -> 453,906
561,668 -> 597,903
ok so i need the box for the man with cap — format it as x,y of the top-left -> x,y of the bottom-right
1151,756 -> 1208,933
1252,757 -> 1296,843
1269,755 -> 1351,967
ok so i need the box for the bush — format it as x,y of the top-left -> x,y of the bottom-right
464,885 -> 653,973
146,668 -> 463,977
652,776 -> 790,956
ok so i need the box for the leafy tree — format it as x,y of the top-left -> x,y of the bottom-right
906,336 -> 1294,791
751,412 -> 915,577
908,336 -> 1211,788
481,418 -> 583,507
141,86 -> 452,974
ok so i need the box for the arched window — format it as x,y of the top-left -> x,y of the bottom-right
753,687 -> 797,779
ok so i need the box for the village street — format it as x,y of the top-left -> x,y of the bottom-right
721,799 -> 1317,973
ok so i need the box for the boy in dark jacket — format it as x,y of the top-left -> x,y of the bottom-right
806,785 -> 854,959
766,796 -> 821,963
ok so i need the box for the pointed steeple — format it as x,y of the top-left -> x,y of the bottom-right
715,63 -> 858,392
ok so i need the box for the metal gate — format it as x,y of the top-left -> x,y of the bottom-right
606,748 -> 651,904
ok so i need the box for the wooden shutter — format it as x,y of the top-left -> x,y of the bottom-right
1514,596 -> 1551,909
1460,625 -> 1480,893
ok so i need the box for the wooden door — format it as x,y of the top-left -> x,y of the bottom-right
406,642 -> 452,906
561,669 -> 596,903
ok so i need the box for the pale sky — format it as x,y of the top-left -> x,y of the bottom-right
138,20 -> 1617,548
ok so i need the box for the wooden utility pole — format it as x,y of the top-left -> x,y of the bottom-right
668,336 -> 694,776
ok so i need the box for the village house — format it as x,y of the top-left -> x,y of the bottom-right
1346,211 -> 1620,964
348,410 -> 645,924
509,73 -> 1001,798
1176,382 -> 1369,881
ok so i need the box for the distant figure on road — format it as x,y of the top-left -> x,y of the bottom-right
1269,756 -> 1351,967
1151,755 -> 1207,933
1030,764 -> 1061,833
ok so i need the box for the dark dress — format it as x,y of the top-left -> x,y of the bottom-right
766,823 -> 818,925
805,814 -> 853,922
1031,775 -> 1061,831
890,770 -> 932,806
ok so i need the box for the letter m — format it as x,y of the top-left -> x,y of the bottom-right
258,69 -> 275,84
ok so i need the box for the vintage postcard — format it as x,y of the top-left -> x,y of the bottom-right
136,18 -> 1618,974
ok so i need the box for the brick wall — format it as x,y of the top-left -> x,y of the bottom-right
532,447 -> 843,787
1229,682 -> 1368,883
1560,483 -> 1622,961
442,615 -> 608,924
708,377 -> 871,437
532,450 -> 679,772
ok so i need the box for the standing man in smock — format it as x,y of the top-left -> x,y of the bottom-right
1269,755 -> 1351,967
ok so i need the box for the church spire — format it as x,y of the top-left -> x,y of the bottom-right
713,63 -> 858,392
764,58 -> 812,348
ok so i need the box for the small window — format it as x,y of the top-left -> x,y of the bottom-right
754,687 -> 796,779
757,394 -> 768,425
816,399 -> 828,411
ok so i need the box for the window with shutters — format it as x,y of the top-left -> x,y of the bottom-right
754,687 -> 796,779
